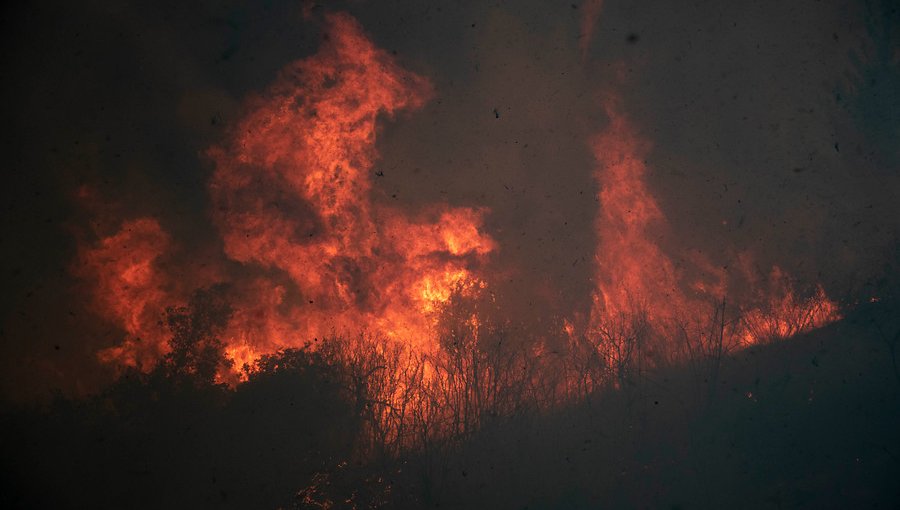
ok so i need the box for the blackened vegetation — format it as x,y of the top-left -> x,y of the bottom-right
3,286 -> 900,509
1,286 -> 357,509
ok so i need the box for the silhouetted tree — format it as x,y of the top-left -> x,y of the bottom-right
162,284 -> 233,386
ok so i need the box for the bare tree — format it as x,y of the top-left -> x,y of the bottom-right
674,299 -> 737,405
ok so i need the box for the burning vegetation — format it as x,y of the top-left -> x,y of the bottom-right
77,14 -> 497,376
76,12 -> 840,390
58,12 -> 854,499
5,2 -> 899,509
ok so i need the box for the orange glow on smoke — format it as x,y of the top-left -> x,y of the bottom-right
578,0 -> 606,58
75,218 -> 174,369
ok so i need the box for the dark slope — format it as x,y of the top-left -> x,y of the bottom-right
2,305 -> 898,509
406,309 -> 900,509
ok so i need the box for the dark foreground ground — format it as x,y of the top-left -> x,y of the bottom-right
3,302 -> 899,509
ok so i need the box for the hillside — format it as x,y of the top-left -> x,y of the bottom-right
2,304 -> 898,509
399,306 -> 900,509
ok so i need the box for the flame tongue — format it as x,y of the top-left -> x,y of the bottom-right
209,13 -> 432,302
590,96 -> 683,323
587,88 -> 839,347
206,14 -> 495,358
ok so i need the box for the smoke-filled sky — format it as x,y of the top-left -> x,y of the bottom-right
2,0 -> 898,401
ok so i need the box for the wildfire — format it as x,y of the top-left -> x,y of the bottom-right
76,13 -> 495,377
74,9 -> 840,390
738,277 -> 841,345
586,77 -> 838,354
220,342 -> 263,384
207,12 -> 496,361
589,92 -> 689,325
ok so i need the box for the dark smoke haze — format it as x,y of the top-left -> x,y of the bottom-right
1,0 -> 897,401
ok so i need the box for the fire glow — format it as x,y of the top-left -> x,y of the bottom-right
585,86 -> 839,352
75,11 -> 839,387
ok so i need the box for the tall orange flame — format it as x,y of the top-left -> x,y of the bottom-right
587,86 -> 838,351
208,13 -> 495,359
590,94 -> 687,324
77,13 -> 495,374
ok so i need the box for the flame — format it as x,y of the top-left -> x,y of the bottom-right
77,13 -> 495,376
589,93 -> 687,325
207,13 -> 494,362
75,10 -> 840,392
221,342 -> 263,384
738,270 -> 841,345
587,86 -> 838,354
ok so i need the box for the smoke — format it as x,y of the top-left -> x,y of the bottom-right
1,0 -> 897,400
579,0 -> 605,58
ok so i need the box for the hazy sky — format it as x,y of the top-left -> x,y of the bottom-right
2,0 -> 897,401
